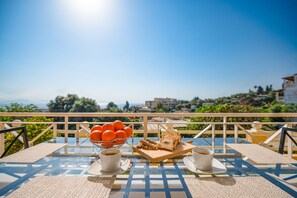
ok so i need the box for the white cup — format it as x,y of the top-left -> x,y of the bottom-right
192,147 -> 214,171
99,148 -> 121,172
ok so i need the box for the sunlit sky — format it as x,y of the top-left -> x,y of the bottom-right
1,0 -> 297,105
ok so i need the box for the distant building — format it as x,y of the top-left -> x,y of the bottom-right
138,106 -> 156,113
277,73 -> 297,104
191,105 -> 197,111
274,89 -> 284,102
145,100 -> 158,109
145,98 -> 177,110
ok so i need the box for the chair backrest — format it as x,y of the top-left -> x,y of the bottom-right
0,126 -> 29,158
278,127 -> 297,154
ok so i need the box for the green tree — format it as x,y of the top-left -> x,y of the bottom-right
47,94 -> 81,112
128,105 -> 140,112
3,103 -> 39,112
266,102 -> 297,124
65,94 -> 80,112
257,86 -> 264,95
48,95 -> 67,112
156,102 -> 170,112
106,102 -> 118,110
0,103 -> 40,122
188,104 -> 259,131
97,101 -> 129,122
47,94 -> 100,113
265,85 -> 273,93
176,104 -> 182,111
47,94 -> 100,130
69,97 -> 100,123
190,97 -> 203,108
123,101 -> 129,112
70,97 -> 99,112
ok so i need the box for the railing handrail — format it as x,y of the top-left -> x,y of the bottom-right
0,112 -> 297,117
1,112 -> 296,158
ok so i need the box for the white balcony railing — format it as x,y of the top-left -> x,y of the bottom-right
0,112 -> 297,158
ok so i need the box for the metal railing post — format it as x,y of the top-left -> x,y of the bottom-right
278,128 -> 286,154
234,124 -> 238,143
76,123 -> 79,141
287,124 -> 293,158
223,116 -> 227,145
65,115 -> 69,140
22,127 -> 29,149
143,115 -> 148,138
211,124 -> 215,151
157,124 -> 160,140
223,116 -> 227,153
131,123 -> 134,146
53,123 -> 57,138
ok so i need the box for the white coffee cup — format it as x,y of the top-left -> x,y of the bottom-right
192,147 -> 214,171
99,148 -> 121,172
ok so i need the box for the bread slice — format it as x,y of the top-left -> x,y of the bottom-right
157,133 -> 181,151
157,137 -> 175,151
137,139 -> 158,150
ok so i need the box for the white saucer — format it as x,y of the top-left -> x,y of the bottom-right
87,158 -> 131,176
183,156 -> 227,174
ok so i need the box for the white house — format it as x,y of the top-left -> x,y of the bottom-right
282,73 -> 297,104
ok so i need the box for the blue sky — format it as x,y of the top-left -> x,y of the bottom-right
1,0 -> 297,104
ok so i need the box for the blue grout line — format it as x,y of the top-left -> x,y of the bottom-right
123,158 -> 136,198
0,170 -> 22,179
44,158 -> 65,176
112,188 -> 185,192
2,154 -> 297,197
117,177 -> 179,181
145,160 -> 150,198
160,161 -> 171,198
224,158 -> 250,176
234,158 -> 243,176
241,160 -> 297,197
275,163 -> 281,177
173,159 -> 192,198
283,174 -> 297,181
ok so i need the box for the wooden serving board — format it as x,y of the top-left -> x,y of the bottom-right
132,142 -> 196,162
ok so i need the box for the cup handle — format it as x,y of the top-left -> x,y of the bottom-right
120,159 -> 128,166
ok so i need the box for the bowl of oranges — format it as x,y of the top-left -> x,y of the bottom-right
89,120 -> 133,149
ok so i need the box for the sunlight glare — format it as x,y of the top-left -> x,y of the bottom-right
63,0 -> 114,25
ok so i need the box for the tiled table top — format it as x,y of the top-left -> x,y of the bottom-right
0,138 -> 297,197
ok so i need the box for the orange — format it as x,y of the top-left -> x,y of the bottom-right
91,125 -> 103,133
115,130 -> 127,144
102,130 -> 116,141
89,130 -> 102,141
124,126 -> 133,137
102,123 -> 115,132
113,120 -> 125,131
